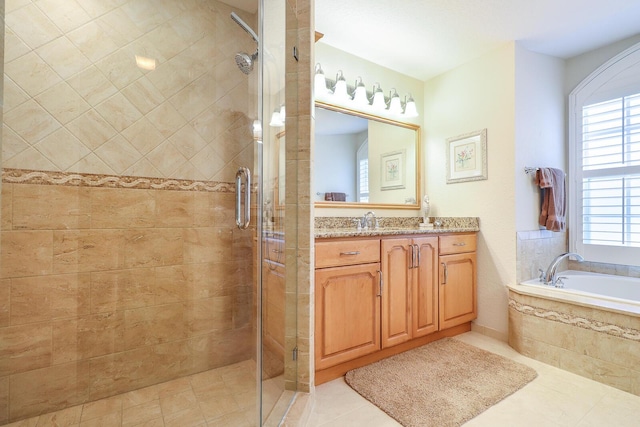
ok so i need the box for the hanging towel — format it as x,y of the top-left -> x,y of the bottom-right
324,192 -> 346,201
332,192 -> 346,202
535,168 -> 566,232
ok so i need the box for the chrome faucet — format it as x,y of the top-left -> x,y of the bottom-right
543,252 -> 584,287
361,211 -> 379,229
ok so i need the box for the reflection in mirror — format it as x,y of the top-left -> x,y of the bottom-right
314,102 -> 420,209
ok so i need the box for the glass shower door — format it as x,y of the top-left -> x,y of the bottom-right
0,0 -> 294,425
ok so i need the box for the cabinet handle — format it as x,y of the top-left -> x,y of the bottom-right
453,242 -> 466,247
414,244 -> 420,268
377,270 -> 383,297
409,245 -> 415,269
441,262 -> 448,284
340,251 -> 360,256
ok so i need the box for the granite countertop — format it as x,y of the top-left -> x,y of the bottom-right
315,226 -> 479,239
314,217 -> 480,239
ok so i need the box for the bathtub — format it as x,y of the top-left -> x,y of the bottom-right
507,270 -> 640,396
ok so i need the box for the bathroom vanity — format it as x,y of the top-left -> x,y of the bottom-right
314,219 -> 479,384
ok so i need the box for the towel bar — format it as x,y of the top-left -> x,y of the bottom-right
524,167 -> 566,177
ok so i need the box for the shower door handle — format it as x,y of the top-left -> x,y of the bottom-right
235,167 -> 251,229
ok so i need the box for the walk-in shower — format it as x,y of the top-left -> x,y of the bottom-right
0,0 -> 293,425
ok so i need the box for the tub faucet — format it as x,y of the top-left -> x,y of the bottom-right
361,211 -> 378,229
543,252 -> 584,287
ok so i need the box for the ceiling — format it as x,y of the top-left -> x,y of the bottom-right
315,0 -> 640,81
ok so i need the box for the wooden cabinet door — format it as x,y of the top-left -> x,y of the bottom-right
315,263 -> 381,370
381,239 -> 412,348
412,237 -> 439,337
439,252 -> 477,330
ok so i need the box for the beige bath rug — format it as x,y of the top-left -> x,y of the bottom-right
345,338 -> 537,427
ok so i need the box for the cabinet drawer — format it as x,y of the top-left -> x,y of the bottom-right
315,239 -> 380,268
439,234 -> 476,255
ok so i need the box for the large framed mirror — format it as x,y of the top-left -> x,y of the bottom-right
314,101 -> 421,209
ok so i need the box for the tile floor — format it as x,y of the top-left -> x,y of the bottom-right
308,332 -> 640,427
3,360 -> 287,427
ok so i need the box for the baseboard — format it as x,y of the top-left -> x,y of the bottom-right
471,322 -> 508,342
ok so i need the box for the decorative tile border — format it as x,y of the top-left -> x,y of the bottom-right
509,298 -> 640,342
1,168 -> 246,193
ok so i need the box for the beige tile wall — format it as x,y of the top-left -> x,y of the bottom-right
0,181 -> 254,424
284,0 -> 313,395
3,0 -> 255,183
0,0 -> 277,423
509,290 -> 640,396
516,230 -> 567,283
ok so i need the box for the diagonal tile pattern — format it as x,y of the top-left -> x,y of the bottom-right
3,0 -> 256,183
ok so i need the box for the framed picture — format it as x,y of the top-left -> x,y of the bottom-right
446,129 -> 487,184
380,150 -> 406,190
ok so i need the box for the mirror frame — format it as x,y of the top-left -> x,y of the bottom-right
314,101 -> 421,210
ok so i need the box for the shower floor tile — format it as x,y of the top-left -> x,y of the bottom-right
4,360 -> 264,427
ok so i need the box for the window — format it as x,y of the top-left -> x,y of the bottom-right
356,140 -> 369,202
570,42 -> 640,266
581,95 -> 640,246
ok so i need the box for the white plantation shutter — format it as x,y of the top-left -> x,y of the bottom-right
579,93 -> 640,256
357,141 -> 369,202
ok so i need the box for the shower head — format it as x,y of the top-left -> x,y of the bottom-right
230,12 -> 259,74
231,12 -> 259,44
235,50 -> 258,75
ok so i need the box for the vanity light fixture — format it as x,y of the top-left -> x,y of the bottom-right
371,83 -> 386,111
253,120 -> 262,141
269,104 -> 286,127
333,70 -> 349,100
313,63 -> 418,118
387,88 -> 402,114
314,63 -> 330,94
352,77 -> 368,106
404,94 -> 418,118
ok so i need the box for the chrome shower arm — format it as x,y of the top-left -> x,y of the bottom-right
231,12 -> 259,44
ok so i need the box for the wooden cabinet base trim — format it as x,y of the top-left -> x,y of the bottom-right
314,322 -> 471,386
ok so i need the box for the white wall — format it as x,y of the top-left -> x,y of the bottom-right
424,43 -> 516,337
315,42 -> 424,216
314,133 -> 358,201
514,45 -> 565,232
565,34 -> 640,97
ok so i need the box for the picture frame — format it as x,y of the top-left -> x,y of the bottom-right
380,149 -> 406,190
446,128 -> 487,184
